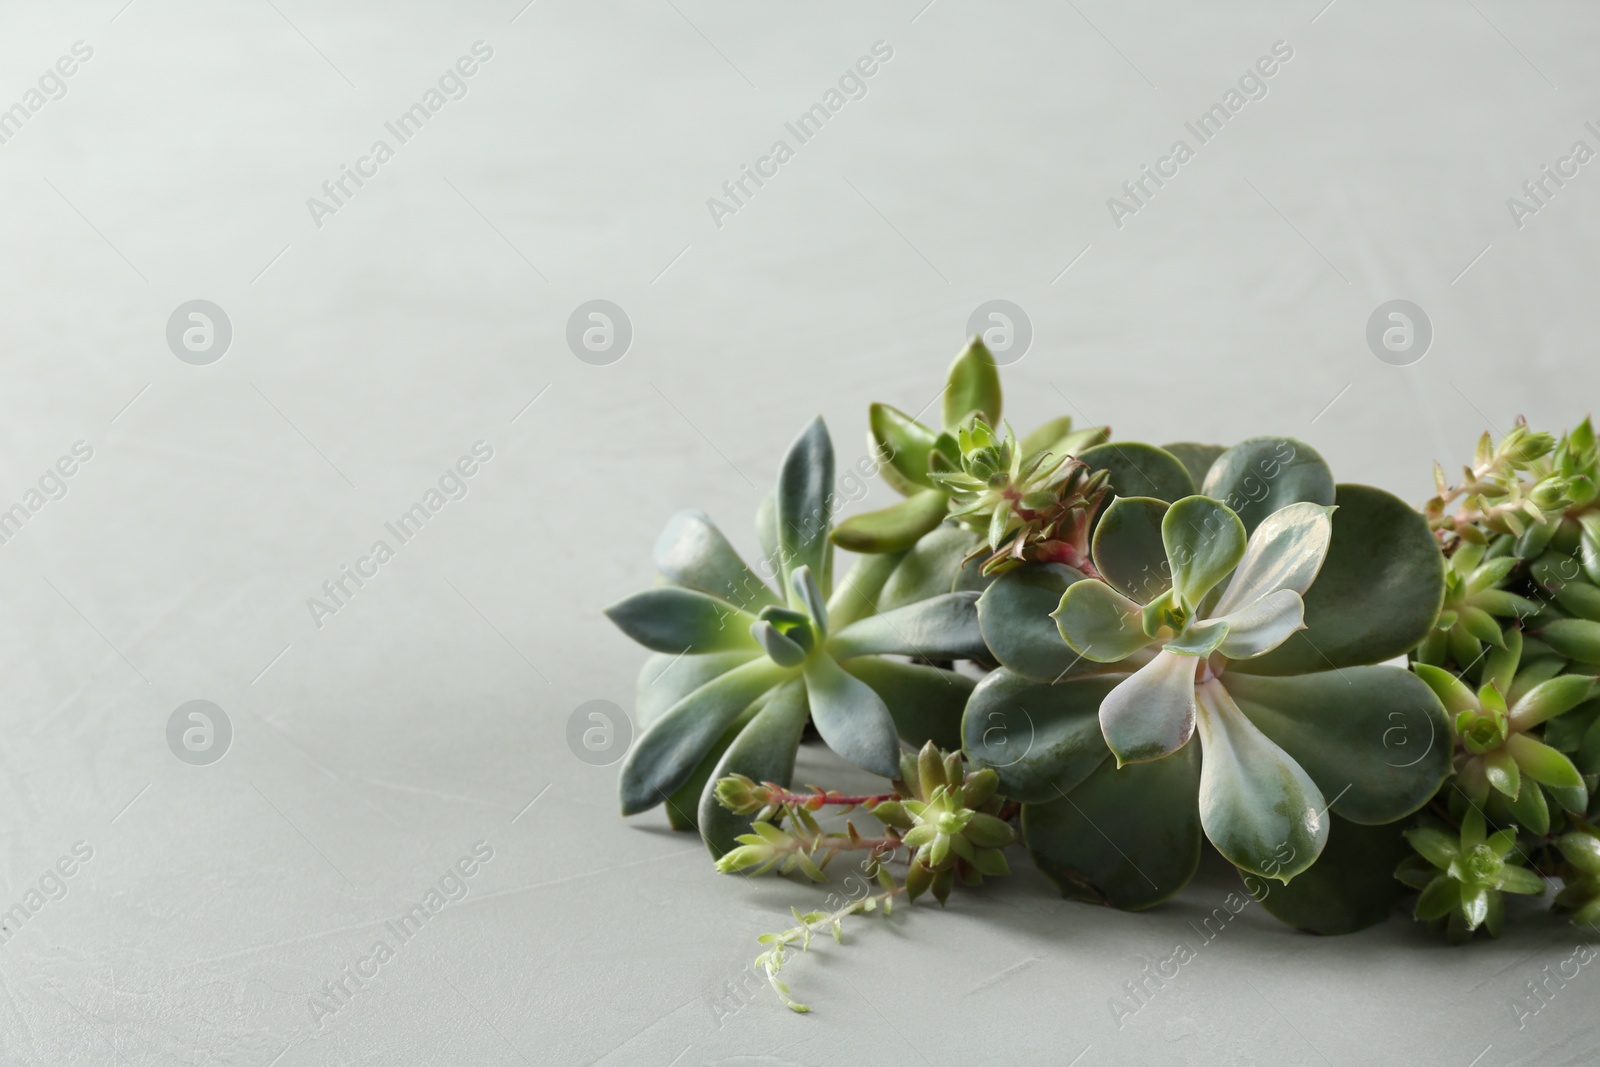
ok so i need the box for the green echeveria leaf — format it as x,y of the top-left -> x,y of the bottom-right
1162,495 -> 1247,611
1506,733 -> 1585,788
1091,496 -> 1172,603
663,696 -> 764,832
831,489 -> 949,554
750,620 -> 809,667
802,652 -> 901,779
1078,442 -> 1197,509
1052,578 -> 1151,663
827,549 -> 905,632
1231,485 -> 1445,676
846,657 -> 972,751
653,509 -> 779,610
827,592 -> 987,662
635,649 -> 759,727
962,668 -> 1118,802
1224,665 -> 1451,825
1193,680 -> 1328,881
1161,442 -> 1228,489
776,416 -> 835,595
1201,436 -> 1336,536
1099,650 -> 1199,765
697,680 -> 810,855
1210,501 -> 1335,617
619,658 -> 794,814
1244,816 -> 1412,935
1213,589 -> 1305,660
870,403 -> 941,492
755,491 -> 780,576
1022,739 -> 1202,910
943,337 -> 1003,431
789,565 -> 829,633
979,563 -> 1095,681
877,525 -> 986,610
605,588 -> 758,654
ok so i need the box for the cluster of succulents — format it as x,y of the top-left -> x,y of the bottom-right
603,342 -> 1600,1007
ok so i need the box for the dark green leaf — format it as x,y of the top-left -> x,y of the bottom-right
846,657 -> 973,751
1201,436 -> 1335,535
962,668 -> 1118,802
978,563 -> 1093,681
1091,496 -> 1171,603
1161,442 -> 1228,489
1244,816 -> 1411,935
1079,441 -> 1196,509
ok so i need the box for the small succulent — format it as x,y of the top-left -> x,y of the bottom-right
1552,829 -> 1600,927
831,337 -> 1107,556
1414,628 -> 1591,835
605,417 -> 987,855
1397,808 -> 1545,943
869,742 -> 1014,904
1414,540 -> 1541,668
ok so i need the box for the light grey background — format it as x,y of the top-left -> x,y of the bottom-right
2,0 -> 1598,1063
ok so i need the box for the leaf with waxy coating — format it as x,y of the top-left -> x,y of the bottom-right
653,509 -> 779,610
1078,442 -> 1196,508
831,489 -> 949,554
962,668 -> 1118,802
605,588 -> 759,654
845,657 -> 972,751
1099,651 -> 1199,765
698,680 -> 810,856
1090,496 -> 1171,603
1225,666 -> 1450,825
619,658 -> 795,815
1163,495 -> 1246,612
1201,436 -> 1335,536
1161,442 -> 1227,489
1193,680 -> 1328,881
827,592 -> 987,662
978,563 -> 1093,681
1052,579 -> 1151,663
943,337 -> 1003,431
1243,816 -> 1412,935
1022,739 -> 1202,910
803,653 -> 901,779
1213,589 -> 1305,660
635,650 -> 759,727
776,417 -> 834,595
1232,485 -> 1444,676
1210,502 -> 1334,617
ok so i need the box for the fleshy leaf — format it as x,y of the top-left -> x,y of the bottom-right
1230,485 -> 1445,676
1052,579 -> 1151,663
605,588 -> 759,654
826,550 -> 905,632
636,650 -> 759,727
1162,495 -> 1246,612
943,337 -> 1003,431
1210,502 -> 1335,617
831,489 -> 949,554
1201,436 -> 1335,536
653,509 -> 779,610
619,659 -> 794,815
750,620 -> 808,667
1225,666 -> 1450,825
665,693 -> 766,831
1161,442 -> 1227,489
1243,816 -> 1412,935
790,566 -> 829,633
1506,733 -> 1584,788
826,592 -> 987,662
870,403 -> 941,492
1090,496 -> 1171,603
802,653 -> 901,779
979,563 -> 1094,681
847,657 -> 973,751
1078,441 -> 1196,507
1022,739 -> 1202,910
878,525 -> 985,610
962,669 -> 1117,802
1214,589 -> 1306,659
1193,680 -> 1328,880
776,417 -> 835,595
1100,650 -> 1199,765
697,680 -> 810,855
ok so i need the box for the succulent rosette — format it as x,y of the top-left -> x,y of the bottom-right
963,437 -> 1451,926
605,417 -> 990,857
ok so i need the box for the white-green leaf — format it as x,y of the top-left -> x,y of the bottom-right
1100,650 -> 1199,766
1193,679 -> 1328,881
776,417 -> 835,595
1214,589 -> 1306,659
827,592 -> 987,662
605,588 -> 759,654
1052,580 -> 1152,663
1162,495 -> 1246,612
653,508 -> 779,609
1210,502 -> 1334,617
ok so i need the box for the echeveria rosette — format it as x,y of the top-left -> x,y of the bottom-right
1053,493 -> 1341,880
1396,808 -> 1545,943
606,417 -> 988,858
831,337 -> 1108,556
967,437 -> 1450,920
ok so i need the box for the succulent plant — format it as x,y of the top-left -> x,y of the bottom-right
605,417 -> 988,856
604,350 -> 1600,1010
830,337 -> 1107,557
963,437 -> 1450,925
1397,808 -> 1545,943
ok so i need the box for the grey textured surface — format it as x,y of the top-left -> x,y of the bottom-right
2,1 -> 1599,1064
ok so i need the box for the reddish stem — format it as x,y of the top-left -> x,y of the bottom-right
765,790 -> 899,809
